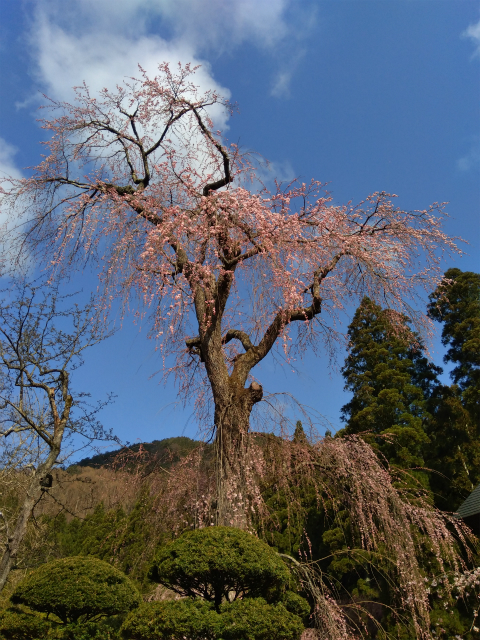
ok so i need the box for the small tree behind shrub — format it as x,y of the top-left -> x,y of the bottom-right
10,556 -> 140,624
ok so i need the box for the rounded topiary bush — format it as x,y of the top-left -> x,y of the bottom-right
120,599 -> 218,640
150,526 -> 291,608
0,606 -> 50,640
218,598 -> 304,640
11,556 -> 141,624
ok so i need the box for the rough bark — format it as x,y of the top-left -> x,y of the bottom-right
213,381 -> 263,528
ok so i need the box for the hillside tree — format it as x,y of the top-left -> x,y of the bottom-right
0,63 -> 461,527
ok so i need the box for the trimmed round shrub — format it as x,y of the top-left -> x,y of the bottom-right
0,606 -> 50,640
150,527 -> 291,608
120,599 -> 218,640
11,556 -> 141,624
218,598 -> 304,640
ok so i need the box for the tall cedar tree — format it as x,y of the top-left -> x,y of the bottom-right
340,297 -> 441,469
426,269 -> 480,510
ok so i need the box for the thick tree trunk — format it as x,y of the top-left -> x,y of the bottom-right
213,381 -> 263,528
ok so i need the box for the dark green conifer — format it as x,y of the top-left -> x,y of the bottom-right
340,297 -> 440,469
426,269 -> 480,509
428,268 -> 480,410
292,421 -> 308,444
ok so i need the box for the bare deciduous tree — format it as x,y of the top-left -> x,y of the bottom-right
0,281 -> 114,592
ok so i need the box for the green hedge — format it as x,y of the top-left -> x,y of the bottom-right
121,599 -> 218,640
0,606 -> 50,640
120,597 -> 304,640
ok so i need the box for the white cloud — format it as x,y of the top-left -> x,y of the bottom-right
153,0 -> 290,52
29,4 -> 231,130
462,17 -> 480,58
457,20 -> 480,172
27,0 -> 306,113
0,138 -> 22,180
257,159 -> 297,188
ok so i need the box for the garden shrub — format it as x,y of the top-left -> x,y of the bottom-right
47,620 -> 121,639
120,599 -> 218,640
10,556 -> 140,624
280,590 -> 310,623
142,527 -> 306,639
120,597 -> 304,640
218,598 -> 304,640
0,606 -> 50,640
150,526 -> 291,608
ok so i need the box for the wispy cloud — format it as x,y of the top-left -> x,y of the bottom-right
462,17 -> 480,58
457,137 -> 480,172
271,49 -> 306,98
457,20 -> 480,172
151,0 -> 291,52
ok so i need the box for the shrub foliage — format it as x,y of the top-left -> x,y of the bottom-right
121,597 -> 304,640
11,556 -> 140,624
150,526 -> 292,609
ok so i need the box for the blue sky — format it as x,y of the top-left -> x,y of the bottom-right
0,0 -> 479,456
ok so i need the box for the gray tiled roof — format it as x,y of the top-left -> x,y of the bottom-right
457,484 -> 480,519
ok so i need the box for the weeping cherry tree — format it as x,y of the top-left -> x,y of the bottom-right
0,63 -> 461,527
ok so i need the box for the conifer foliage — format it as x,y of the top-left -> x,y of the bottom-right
340,297 -> 440,469
425,269 -> 480,509
150,526 -> 292,610
10,556 -> 141,624
123,526 -> 306,640
428,268 -> 480,408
